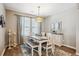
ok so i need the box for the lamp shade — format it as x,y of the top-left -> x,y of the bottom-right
36,16 -> 44,22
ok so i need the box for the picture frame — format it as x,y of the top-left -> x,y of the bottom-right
0,15 -> 5,28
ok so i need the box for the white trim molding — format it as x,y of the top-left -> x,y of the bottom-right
1,45 -> 8,56
76,52 -> 79,56
1,48 -> 6,56
63,44 -> 76,50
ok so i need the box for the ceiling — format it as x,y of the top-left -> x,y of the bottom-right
4,3 -> 77,17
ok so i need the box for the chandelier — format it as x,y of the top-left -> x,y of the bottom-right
36,6 -> 44,22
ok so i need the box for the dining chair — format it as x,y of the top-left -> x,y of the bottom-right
42,33 -> 55,56
41,32 -> 46,36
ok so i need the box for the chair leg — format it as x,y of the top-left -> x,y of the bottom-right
32,48 -> 33,56
46,49 -> 48,56
51,47 -> 55,55
51,49 -> 54,55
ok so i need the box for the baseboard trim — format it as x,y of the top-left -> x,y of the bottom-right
63,44 -> 76,50
76,52 -> 79,55
1,48 -> 6,56
1,45 -> 8,56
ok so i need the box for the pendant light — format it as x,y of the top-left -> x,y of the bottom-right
36,6 -> 44,22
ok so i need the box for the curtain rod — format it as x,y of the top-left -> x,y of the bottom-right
14,14 -> 36,18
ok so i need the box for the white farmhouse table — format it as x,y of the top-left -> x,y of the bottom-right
30,36 -> 48,56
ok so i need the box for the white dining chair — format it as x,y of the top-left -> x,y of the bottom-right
42,33 -> 55,56
41,32 -> 46,36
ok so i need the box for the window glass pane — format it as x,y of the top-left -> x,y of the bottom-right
20,16 -> 40,36
20,16 -> 30,36
32,18 -> 39,35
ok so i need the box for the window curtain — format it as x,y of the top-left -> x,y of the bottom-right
16,15 -> 41,44
17,15 -> 23,44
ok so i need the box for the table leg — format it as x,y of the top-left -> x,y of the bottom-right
39,43 -> 41,56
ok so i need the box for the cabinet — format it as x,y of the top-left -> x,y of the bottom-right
53,34 -> 63,46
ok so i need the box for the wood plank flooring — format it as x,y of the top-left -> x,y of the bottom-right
55,45 -> 76,56
4,44 -> 76,56
4,45 -> 22,56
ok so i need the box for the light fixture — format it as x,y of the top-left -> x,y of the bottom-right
36,6 -> 44,22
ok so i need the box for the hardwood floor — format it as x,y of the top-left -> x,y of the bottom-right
3,44 -> 76,56
4,45 -> 23,56
55,45 -> 76,56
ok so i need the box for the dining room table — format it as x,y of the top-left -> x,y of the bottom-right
30,35 -> 48,56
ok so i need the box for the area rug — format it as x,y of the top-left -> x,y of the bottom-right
20,44 -> 73,56
20,44 -> 31,56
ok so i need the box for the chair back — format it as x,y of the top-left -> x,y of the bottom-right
46,33 -> 53,45
41,32 -> 46,36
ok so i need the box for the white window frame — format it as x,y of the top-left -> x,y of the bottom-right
20,16 -> 40,36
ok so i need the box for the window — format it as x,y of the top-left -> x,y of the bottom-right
20,16 -> 30,36
32,18 -> 40,35
20,16 -> 39,36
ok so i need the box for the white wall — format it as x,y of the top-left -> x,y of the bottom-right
76,16 -> 79,55
43,6 -> 79,48
0,4 -> 6,55
6,10 -> 17,33
76,4 -> 79,55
